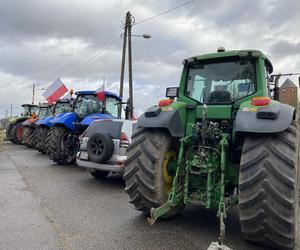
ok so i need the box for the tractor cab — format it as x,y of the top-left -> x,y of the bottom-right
37,103 -> 53,118
53,99 -> 73,115
21,104 -> 38,117
74,91 -> 121,121
74,90 -> 122,134
180,49 -> 273,120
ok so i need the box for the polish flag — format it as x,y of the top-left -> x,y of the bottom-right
96,85 -> 105,101
43,78 -> 68,104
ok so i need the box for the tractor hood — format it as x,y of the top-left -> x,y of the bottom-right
50,112 -> 78,131
36,116 -> 54,128
80,113 -> 113,126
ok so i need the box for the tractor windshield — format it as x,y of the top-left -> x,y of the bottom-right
74,95 -> 103,118
74,95 -> 120,119
186,58 -> 256,104
54,102 -> 72,115
22,106 -> 30,116
22,105 -> 38,116
38,107 -> 48,118
105,96 -> 120,118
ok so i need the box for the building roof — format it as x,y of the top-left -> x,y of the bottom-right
280,78 -> 297,88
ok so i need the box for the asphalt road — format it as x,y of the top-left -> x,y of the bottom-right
0,142 -> 299,250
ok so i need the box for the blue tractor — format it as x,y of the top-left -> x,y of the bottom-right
47,90 -> 122,165
35,98 -> 73,154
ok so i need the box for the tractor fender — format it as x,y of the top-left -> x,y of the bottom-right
235,103 -> 294,133
12,117 -> 28,124
36,116 -> 53,128
50,112 -> 77,131
22,118 -> 37,127
137,109 -> 184,137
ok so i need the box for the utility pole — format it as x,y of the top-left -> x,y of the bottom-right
5,109 -> 8,118
119,11 -> 150,119
274,75 -> 281,101
127,12 -> 133,119
32,83 -> 35,104
119,13 -> 128,99
119,11 -> 132,119
32,83 -> 45,104
120,11 -> 134,119
10,104 -> 12,117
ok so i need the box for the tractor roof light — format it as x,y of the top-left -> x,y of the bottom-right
251,51 -> 261,57
238,51 -> 248,57
251,97 -> 271,106
217,47 -> 226,52
158,99 -> 173,107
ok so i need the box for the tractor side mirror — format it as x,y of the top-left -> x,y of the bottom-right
166,87 -> 179,98
298,76 -> 300,88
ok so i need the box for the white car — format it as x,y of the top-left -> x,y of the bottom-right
76,119 -> 137,179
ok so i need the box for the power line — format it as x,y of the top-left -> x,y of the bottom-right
134,0 -> 196,26
65,34 -> 121,77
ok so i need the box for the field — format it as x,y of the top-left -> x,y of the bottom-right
0,129 -> 6,146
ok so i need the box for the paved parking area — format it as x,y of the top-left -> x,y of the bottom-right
0,142 -> 298,250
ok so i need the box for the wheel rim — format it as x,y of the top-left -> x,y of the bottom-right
162,151 -> 176,194
91,137 -> 104,155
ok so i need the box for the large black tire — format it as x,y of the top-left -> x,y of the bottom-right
44,128 -> 51,155
48,125 -> 78,165
124,129 -> 182,216
90,168 -> 109,179
22,126 -> 34,147
6,123 -> 13,141
27,127 -> 38,148
11,121 -> 24,144
239,123 -> 299,249
86,133 -> 114,163
35,126 -> 49,154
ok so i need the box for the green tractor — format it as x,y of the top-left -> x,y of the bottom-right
124,48 -> 299,249
6,104 -> 38,143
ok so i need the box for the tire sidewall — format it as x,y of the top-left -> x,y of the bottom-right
22,126 -> 32,145
49,125 -> 77,164
295,120 -> 300,247
12,122 -> 24,144
37,126 -> 49,150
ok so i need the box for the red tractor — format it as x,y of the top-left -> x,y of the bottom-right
21,103 -> 53,147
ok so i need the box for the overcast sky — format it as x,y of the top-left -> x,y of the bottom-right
0,0 -> 299,118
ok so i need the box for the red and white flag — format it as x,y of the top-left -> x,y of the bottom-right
96,85 -> 105,101
43,78 -> 68,104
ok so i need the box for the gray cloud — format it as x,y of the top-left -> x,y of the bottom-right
0,0 -> 299,118
271,40 -> 300,58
